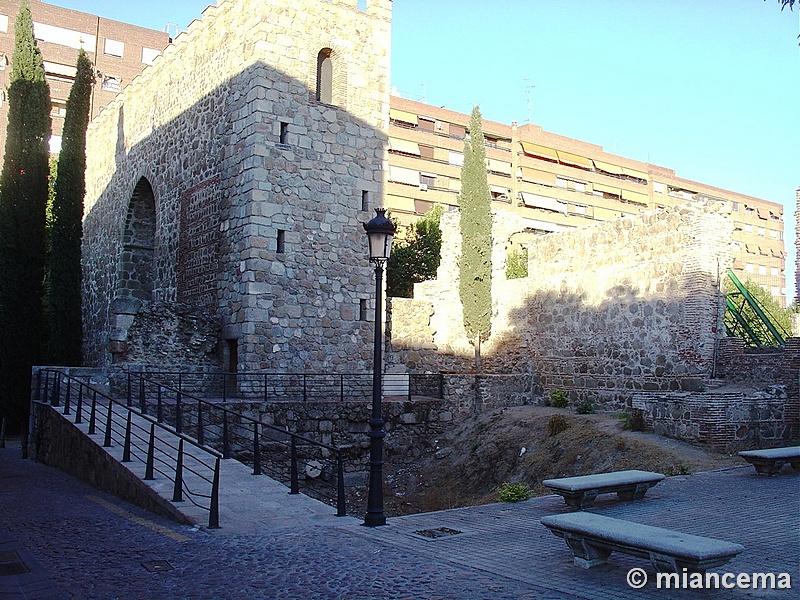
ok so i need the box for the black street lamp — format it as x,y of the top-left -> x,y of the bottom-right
362,207 -> 396,527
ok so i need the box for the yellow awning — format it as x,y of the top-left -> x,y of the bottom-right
593,183 -> 621,196
593,160 -> 624,175
520,192 -> 567,213
757,207 -> 769,220
556,150 -> 593,169
520,142 -> 558,160
518,167 -> 557,186
389,109 -> 418,125
621,189 -> 649,205
388,138 -> 420,155
622,167 -> 648,181
486,159 -> 511,174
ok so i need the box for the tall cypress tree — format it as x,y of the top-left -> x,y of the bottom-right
458,106 -> 492,372
47,49 -> 92,366
0,0 -> 52,431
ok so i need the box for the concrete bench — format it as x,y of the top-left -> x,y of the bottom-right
541,513 -> 744,573
542,470 -> 665,509
738,446 -> 800,475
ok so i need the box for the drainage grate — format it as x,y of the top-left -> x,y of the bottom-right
141,560 -> 174,573
0,550 -> 30,576
413,527 -> 463,539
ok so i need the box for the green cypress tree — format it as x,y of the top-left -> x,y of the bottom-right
0,0 -> 51,431
458,106 -> 492,372
47,49 -> 92,365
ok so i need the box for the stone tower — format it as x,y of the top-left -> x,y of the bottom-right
796,187 -> 799,307
81,0 -> 392,372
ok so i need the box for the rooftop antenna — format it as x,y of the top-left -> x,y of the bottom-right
421,83 -> 427,104
524,78 -> 535,124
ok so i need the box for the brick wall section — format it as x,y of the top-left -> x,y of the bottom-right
82,0 -> 392,372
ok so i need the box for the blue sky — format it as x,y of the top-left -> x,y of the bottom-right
50,0 -> 800,299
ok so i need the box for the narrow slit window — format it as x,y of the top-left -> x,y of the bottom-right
361,190 -> 370,212
280,122 -> 289,144
359,299 -> 368,321
316,49 -> 333,104
277,229 -> 285,254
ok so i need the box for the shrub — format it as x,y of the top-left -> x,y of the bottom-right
547,414 -> 572,437
576,399 -> 594,414
497,482 -> 531,502
550,390 -> 568,408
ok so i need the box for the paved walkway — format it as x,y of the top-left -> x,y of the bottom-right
1,440 -> 798,599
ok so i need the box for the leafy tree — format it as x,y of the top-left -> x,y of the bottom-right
458,106 -> 492,372
386,205 -> 443,298
0,0 -> 51,431
724,276 -> 793,346
47,49 -> 92,365
506,246 -> 528,280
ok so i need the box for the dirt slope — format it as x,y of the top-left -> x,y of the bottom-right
378,406 -> 742,516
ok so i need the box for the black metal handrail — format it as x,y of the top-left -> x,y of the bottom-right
125,371 -> 348,516
33,368 -> 222,528
126,370 -> 444,403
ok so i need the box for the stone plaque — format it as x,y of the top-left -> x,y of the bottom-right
177,175 -> 222,306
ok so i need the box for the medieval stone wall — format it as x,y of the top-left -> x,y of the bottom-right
388,202 -> 733,410
82,0 -> 392,372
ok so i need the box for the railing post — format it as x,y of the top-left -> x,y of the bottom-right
252,423 -> 261,476
408,374 -> 412,402
51,373 -> 61,407
303,374 -> 307,402
336,452 -> 346,517
42,371 -> 50,406
126,373 -> 132,407
139,377 -> 146,414
75,385 -> 84,424
222,373 -> 227,403
172,439 -> 184,502
103,400 -> 113,447
157,386 -> 163,423
144,423 -> 155,480
222,411 -> 230,459
197,402 -> 204,446
63,377 -> 71,415
175,390 -> 182,434
289,436 -> 299,494
89,391 -> 97,435
340,374 -> 344,402
0,418 -> 5,449
208,457 -> 220,529
264,373 -> 268,403
122,411 -> 132,462
35,370 -> 42,403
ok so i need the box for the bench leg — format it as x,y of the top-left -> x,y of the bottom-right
562,490 -> 598,509
563,533 -> 612,569
752,459 -> 785,475
617,483 -> 651,501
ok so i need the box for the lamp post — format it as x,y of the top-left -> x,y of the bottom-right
362,207 -> 395,527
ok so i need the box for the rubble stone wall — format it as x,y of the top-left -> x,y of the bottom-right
82,0 -> 392,372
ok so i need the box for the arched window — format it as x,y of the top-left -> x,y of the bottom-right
116,177 -> 156,302
316,48 -> 333,104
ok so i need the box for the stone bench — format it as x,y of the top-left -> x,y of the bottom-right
541,513 -> 744,573
542,470 -> 665,509
738,446 -> 800,475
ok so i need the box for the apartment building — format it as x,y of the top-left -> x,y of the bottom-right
387,96 -> 788,306
0,0 -> 169,159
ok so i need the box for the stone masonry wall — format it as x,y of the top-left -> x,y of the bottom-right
388,202 -> 733,410
82,0 -> 392,373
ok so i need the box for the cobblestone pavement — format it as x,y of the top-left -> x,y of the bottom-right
1,440 -> 798,599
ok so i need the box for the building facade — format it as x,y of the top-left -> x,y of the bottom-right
81,0 -> 392,372
386,97 -> 788,306
0,0 -> 169,159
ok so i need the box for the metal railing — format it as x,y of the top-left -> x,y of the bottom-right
34,369 -> 222,528
125,371 -> 444,404
124,372 -> 348,515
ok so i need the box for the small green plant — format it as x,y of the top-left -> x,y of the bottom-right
505,246 -> 528,279
576,399 -> 594,414
547,414 -> 572,437
618,412 -> 632,430
497,482 -> 531,502
550,390 -> 568,408
664,464 -> 690,476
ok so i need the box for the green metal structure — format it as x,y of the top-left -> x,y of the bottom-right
724,269 -> 788,347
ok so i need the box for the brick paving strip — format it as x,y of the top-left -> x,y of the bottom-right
1,440 -> 798,599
